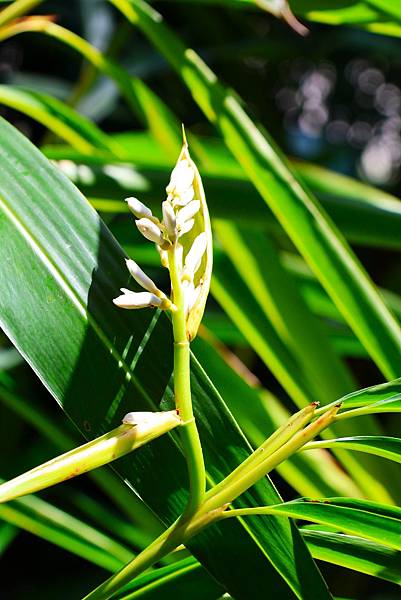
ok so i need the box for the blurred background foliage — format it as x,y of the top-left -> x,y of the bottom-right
1,1 -> 401,598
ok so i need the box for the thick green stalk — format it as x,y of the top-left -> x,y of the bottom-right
201,404 -> 341,514
168,246 -> 206,516
82,518 -> 185,600
200,402 -> 318,506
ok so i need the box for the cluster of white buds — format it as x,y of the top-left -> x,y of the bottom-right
113,131 -> 212,339
113,257 -> 175,311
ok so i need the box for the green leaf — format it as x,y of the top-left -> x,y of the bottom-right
319,379 -> 401,419
302,528 -> 401,585
0,522 -> 17,556
214,221 -> 354,401
115,556 -> 224,599
289,1 -> 401,38
0,84 -> 121,155
0,117 -> 330,599
0,487 -> 133,571
304,436 -> 401,465
112,0 -> 401,380
235,497 -> 401,551
0,18 -> 181,154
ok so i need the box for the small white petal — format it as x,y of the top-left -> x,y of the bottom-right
177,200 -> 200,225
136,218 -> 165,245
184,232 -> 207,277
162,201 -> 176,238
178,219 -> 195,238
188,284 -> 202,312
113,292 -> 162,309
172,187 -> 194,207
125,259 -> 161,295
126,197 -> 153,219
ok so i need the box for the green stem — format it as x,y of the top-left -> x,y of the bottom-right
200,404 -> 342,514
82,518 -> 185,600
200,402 -> 318,508
0,0 -> 42,28
168,247 -> 206,517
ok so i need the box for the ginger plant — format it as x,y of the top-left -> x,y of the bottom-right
0,129 -> 354,600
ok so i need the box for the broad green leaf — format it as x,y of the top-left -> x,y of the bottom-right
233,497 -> 401,550
304,436 -> 401,465
0,118 -> 330,599
112,0 -> 401,381
302,528 -> 401,585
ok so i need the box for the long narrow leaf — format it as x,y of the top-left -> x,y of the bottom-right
225,498 -> 401,551
302,527 -> 401,585
304,436 -> 401,464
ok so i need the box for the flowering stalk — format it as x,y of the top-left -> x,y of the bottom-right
113,128 -> 212,517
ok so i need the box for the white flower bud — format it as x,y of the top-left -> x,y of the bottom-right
126,197 -> 153,219
162,201 -> 176,238
177,200 -> 200,226
184,232 -> 207,278
113,291 -> 162,309
178,219 -> 195,238
125,259 -> 161,295
136,218 -> 165,245
166,159 -> 194,195
172,186 -> 194,207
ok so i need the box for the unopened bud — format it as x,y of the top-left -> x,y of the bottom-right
113,291 -> 162,309
126,259 -> 161,296
178,219 -> 195,238
177,200 -> 200,226
173,186 -> 194,207
162,201 -> 176,238
166,159 -> 194,195
183,233 -> 207,279
126,197 -> 152,219
136,218 -> 165,245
